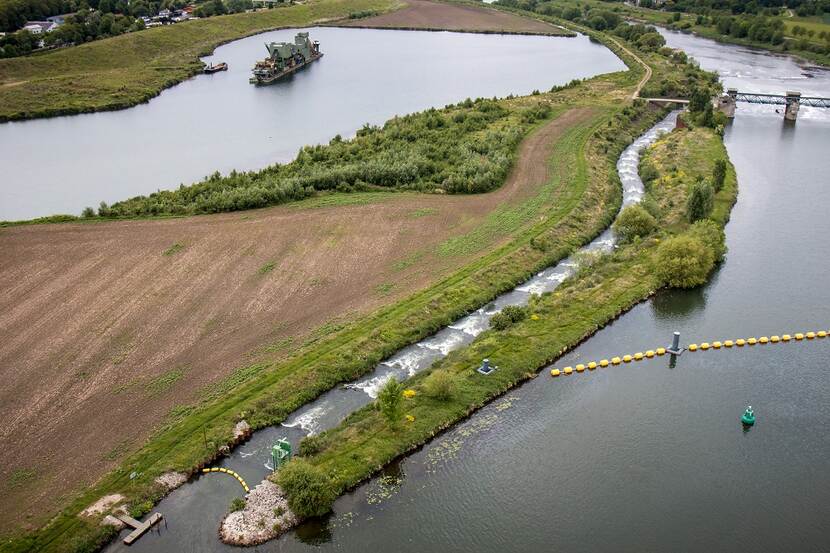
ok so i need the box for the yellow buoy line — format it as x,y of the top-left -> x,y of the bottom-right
201,467 -> 250,493
550,330 -> 828,377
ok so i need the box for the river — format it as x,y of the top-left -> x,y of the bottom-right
0,27 -> 624,221
104,28 -> 830,553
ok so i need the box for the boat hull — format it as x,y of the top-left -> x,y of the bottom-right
249,53 -> 323,85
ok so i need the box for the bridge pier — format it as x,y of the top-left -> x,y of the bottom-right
785,91 -> 801,121
717,88 -> 737,118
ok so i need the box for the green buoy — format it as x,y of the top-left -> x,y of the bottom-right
741,405 -> 755,426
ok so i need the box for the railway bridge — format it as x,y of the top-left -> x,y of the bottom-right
717,88 -> 830,120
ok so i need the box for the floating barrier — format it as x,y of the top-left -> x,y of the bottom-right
202,467 -> 250,493
550,328 -> 828,378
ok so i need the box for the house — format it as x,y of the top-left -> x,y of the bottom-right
22,21 -> 58,34
46,14 -> 71,25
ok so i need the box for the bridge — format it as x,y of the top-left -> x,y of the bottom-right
719,88 -> 830,120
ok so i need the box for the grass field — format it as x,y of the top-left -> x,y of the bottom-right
0,0 -> 399,121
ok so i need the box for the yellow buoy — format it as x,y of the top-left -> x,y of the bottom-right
564,366 -> 573,374
806,332 -> 816,339
712,341 -> 722,349
612,357 -> 622,365
634,352 -> 644,361
700,342 -> 710,350
748,337 -> 757,345
588,361 -> 597,370
818,331 -> 827,338
724,340 -> 734,347
688,344 -> 698,351
551,368 -> 561,377
576,364 -> 585,372
736,339 -> 746,346
759,336 -> 769,344
623,355 -> 633,363
795,333 -> 804,340
656,347 -> 666,355
646,350 -> 655,358
782,334 -> 791,342
771,335 -> 780,343
600,359 -> 609,367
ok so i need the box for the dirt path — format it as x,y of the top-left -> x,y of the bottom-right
0,107 -> 595,532
340,0 -> 568,34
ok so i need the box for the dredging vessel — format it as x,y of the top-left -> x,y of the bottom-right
249,32 -> 322,85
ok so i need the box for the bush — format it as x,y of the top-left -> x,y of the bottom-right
276,459 -> 336,518
423,370 -> 457,401
712,159 -> 727,192
81,206 -> 95,218
490,305 -> 528,330
376,377 -> 404,426
613,204 -> 657,243
655,235 -> 714,288
299,434 -> 327,457
689,220 -> 727,263
229,497 -> 246,512
686,179 -> 714,222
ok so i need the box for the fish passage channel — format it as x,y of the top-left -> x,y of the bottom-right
0,27 -> 625,221
255,32 -> 830,553
103,108 -> 679,552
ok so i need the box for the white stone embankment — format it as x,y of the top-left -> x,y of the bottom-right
219,480 -> 298,545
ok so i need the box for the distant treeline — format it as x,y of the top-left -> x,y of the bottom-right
96,97 -> 553,218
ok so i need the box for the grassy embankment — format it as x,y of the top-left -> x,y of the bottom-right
0,42 -> 655,553
529,0 -> 830,67
0,0 -> 398,122
281,113 -> 738,522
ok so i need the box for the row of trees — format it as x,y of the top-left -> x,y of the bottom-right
0,8 -> 143,57
0,0 -> 68,32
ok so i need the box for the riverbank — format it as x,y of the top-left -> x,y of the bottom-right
0,0 -> 399,122
265,115 -> 737,543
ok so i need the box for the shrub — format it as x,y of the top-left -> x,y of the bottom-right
712,159 -> 727,192
689,220 -> 727,263
423,370 -> 457,401
229,497 -> 246,512
299,434 -> 327,457
639,159 -> 659,186
81,206 -> 95,218
686,179 -> 714,222
490,305 -> 528,330
376,377 -> 404,426
613,204 -> 657,243
655,235 -> 714,288
276,459 -> 336,518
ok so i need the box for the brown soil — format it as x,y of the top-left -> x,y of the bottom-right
0,107 -> 594,533
340,0 -> 567,34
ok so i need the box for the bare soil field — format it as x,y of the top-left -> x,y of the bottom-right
340,0 -> 568,34
0,107 -> 593,533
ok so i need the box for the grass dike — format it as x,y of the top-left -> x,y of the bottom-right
266,116 -> 738,541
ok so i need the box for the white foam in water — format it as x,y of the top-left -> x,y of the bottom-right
450,312 -> 490,336
381,348 -> 429,376
351,372 -> 396,399
282,404 -> 328,435
420,330 -> 467,356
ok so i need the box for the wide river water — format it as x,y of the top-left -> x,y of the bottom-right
102,28 -> 830,553
0,27 -> 624,221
